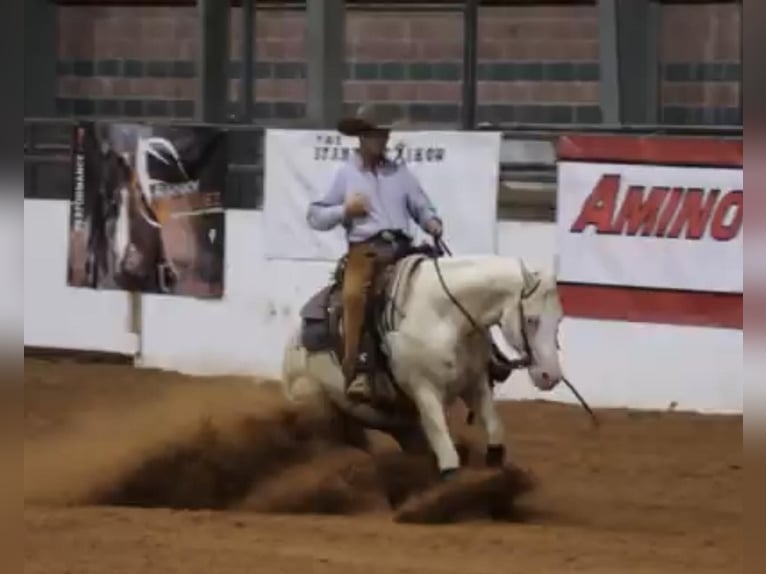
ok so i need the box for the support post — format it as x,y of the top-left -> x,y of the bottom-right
598,0 -> 660,125
597,0 -> 621,125
128,291 -> 143,365
25,0 -> 57,117
461,0 -> 479,129
240,0 -> 255,121
306,0 -> 345,128
197,0 -> 230,123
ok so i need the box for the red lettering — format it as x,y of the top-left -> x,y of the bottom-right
654,187 -> 684,237
571,175 -> 742,241
612,185 -> 668,236
667,188 -> 721,239
710,190 -> 743,241
570,174 -> 619,234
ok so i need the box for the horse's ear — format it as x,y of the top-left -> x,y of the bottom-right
530,271 -> 542,292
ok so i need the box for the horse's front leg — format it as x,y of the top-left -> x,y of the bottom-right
410,382 -> 461,478
468,374 -> 507,468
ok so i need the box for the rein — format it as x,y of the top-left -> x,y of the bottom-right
429,235 -> 599,429
430,236 -> 532,371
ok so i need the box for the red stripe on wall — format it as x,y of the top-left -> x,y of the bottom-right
559,283 -> 742,330
556,135 -> 743,168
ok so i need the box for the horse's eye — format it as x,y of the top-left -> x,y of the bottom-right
526,316 -> 540,328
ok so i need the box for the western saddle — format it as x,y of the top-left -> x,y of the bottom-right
298,233 -> 514,407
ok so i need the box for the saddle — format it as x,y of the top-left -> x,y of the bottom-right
299,237 -> 438,405
299,236 -> 516,407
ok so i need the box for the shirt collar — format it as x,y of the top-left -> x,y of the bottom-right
351,150 -> 397,175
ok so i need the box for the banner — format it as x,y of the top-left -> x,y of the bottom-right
555,134 -> 743,329
66,121 -> 227,298
262,129 -> 501,260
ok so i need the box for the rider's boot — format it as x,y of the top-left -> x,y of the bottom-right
341,347 -> 371,402
346,372 -> 372,402
341,244 -> 376,403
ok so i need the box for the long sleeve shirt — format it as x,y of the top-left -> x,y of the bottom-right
306,152 -> 441,244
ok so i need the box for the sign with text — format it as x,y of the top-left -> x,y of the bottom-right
262,129 -> 501,260
555,134 -> 743,329
557,161 -> 743,293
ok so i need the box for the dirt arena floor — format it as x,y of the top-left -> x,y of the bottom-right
24,356 -> 742,574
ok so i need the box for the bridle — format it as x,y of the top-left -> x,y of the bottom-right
430,236 -> 535,371
429,235 -> 599,428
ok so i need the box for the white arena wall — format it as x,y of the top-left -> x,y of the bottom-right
24,199 -> 743,414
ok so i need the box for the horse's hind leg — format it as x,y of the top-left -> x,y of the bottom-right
331,408 -> 370,451
281,369 -> 369,450
390,426 -> 429,455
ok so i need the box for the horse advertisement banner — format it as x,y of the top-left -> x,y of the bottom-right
66,121 -> 227,298
261,129 -> 501,260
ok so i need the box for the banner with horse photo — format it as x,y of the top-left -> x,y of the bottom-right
66,121 -> 227,298
261,129 -> 501,260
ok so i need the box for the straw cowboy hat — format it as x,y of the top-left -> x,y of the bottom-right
336,103 -> 410,136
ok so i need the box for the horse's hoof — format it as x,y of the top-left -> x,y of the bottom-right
485,444 -> 505,468
456,443 -> 471,467
440,467 -> 459,482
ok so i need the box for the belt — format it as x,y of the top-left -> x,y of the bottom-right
350,231 -> 410,251
370,230 -> 409,244
380,230 -> 398,243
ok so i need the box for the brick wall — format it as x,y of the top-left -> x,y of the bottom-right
660,2 -> 741,125
55,2 -> 740,126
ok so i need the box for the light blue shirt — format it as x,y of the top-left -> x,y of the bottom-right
306,152 -> 441,244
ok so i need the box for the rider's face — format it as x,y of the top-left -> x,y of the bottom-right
359,130 -> 389,161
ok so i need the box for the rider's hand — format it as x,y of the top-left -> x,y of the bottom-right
426,218 -> 443,237
344,193 -> 369,218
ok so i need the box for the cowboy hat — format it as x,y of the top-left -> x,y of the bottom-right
336,103 -> 407,136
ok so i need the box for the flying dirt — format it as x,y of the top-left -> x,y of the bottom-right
24,355 -> 531,523
24,356 -> 742,574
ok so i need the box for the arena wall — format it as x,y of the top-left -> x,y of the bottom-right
25,198 -> 743,415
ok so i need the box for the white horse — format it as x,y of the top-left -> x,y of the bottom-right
281,252 -> 564,478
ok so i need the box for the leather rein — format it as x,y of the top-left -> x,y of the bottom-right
430,235 -> 534,372
429,236 -> 599,429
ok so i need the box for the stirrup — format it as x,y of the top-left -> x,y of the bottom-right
346,375 -> 371,402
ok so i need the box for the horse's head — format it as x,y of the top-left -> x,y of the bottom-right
100,148 -> 133,205
499,264 -> 563,391
134,136 -> 192,226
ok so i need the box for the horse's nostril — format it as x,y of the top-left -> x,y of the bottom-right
542,372 -> 551,382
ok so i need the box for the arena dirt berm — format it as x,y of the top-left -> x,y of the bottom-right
24,356 -> 741,573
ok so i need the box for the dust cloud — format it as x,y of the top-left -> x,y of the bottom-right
24,371 -> 532,523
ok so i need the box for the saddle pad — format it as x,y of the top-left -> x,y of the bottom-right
300,284 -> 334,320
301,318 -> 334,352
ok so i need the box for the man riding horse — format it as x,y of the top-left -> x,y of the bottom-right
306,105 -> 444,403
